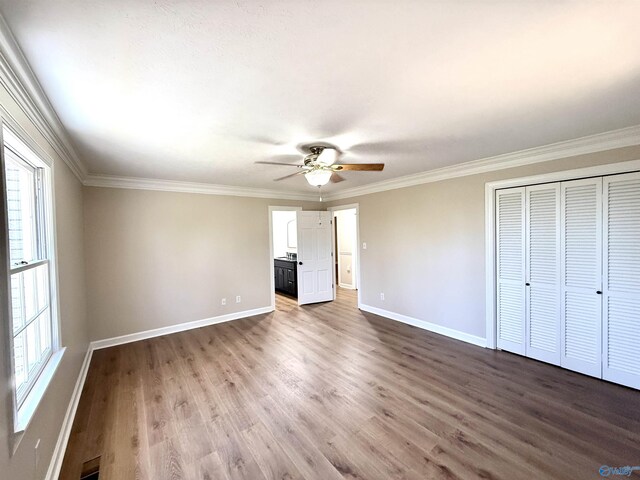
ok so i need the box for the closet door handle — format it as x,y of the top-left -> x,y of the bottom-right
525,282 -> 530,286
596,290 -> 602,295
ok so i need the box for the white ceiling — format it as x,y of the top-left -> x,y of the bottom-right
1,0 -> 640,194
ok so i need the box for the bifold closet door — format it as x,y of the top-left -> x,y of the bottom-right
525,183 -> 561,365
560,177 -> 603,378
496,188 -> 525,354
603,172 -> 640,389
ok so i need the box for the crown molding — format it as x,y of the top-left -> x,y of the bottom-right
322,124 -> 640,202
85,125 -> 640,202
84,173 -> 321,201
0,14 -> 87,181
0,8 -> 636,200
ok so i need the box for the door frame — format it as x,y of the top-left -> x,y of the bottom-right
332,208 -> 358,290
328,203 -> 361,307
268,205 -> 302,311
485,159 -> 640,349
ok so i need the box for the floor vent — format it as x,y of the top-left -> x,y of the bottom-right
80,456 -> 100,480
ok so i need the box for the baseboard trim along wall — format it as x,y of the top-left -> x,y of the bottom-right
45,347 -> 94,480
44,305 -> 274,479
359,304 -> 487,348
90,306 -> 274,350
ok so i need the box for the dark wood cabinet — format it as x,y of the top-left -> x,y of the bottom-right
274,258 -> 297,297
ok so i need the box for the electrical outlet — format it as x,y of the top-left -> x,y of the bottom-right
362,242 -> 367,250
380,292 -> 385,300
236,296 -> 241,303
221,298 -> 226,306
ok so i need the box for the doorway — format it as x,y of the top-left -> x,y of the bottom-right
269,206 -> 301,310
329,204 -> 360,306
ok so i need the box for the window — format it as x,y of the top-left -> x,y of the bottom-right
2,125 -> 60,433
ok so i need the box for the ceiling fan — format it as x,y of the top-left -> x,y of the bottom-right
256,145 -> 384,187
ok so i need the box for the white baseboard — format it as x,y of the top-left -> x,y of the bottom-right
44,303 -> 481,478
45,346 -> 93,480
44,305 -> 273,479
359,304 -> 487,348
90,306 -> 274,350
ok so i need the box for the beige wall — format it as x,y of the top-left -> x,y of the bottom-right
2,85 -> 638,480
83,187 -> 321,341
327,146 -> 640,339
0,89 -> 88,478
84,146 -> 640,344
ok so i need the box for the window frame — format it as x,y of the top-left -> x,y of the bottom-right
7,146 -> 54,408
0,122 -> 63,437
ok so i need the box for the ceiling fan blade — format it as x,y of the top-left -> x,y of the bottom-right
274,171 -> 306,181
330,172 -> 346,183
256,161 -> 303,167
334,163 -> 384,171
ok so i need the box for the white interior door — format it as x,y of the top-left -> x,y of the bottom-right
603,172 -> 640,389
496,188 -> 526,355
560,177 -> 602,378
297,211 -> 334,305
525,183 -> 561,365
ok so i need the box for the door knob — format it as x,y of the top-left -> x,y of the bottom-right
298,262 -> 303,265
525,282 -> 530,286
596,290 -> 602,294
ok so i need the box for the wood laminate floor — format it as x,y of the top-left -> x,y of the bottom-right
59,289 -> 640,479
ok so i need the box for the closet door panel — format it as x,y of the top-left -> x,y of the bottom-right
496,188 -> 526,354
525,184 -> 561,365
603,172 -> 640,389
560,178 -> 602,378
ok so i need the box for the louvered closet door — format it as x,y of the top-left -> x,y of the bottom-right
496,188 -> 525,354
603,172 -> 640,389
560,178 -> 603,378
525,184 -> 561,365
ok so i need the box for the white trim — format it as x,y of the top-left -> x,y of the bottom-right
44,347 -> 92,480
45,304 -> 274,478
90,306 -> 273,350
323,125 -> 640,202
14,348 -> 65,434
328,203 -> 361,308
82,123 -> 640,201
268,206 -> 302,310
484,158 -> 640,350
0,15 -> 87,181
484,184 -> 496,349
85,174 -> 319,201
330,210 -> 337,302
360,304 -> 486,348
1,121 -> 64,449
332,209 -> 357,291
0,9 -> 638,200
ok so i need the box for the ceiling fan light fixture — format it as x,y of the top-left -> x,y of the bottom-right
304,169 -> 332,186
317,147 -> 338,166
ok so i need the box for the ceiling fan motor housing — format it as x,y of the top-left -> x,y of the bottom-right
304,146 -> 325,165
